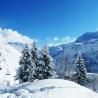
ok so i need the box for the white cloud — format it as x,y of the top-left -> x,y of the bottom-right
0,28 -> 34,44
54,37 -> 59,41
48,36 -> 76,47
96,28 -> 98,31
0,28 -> 76,47
63,36 -> 76,43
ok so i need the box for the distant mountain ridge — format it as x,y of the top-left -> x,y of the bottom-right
0,30 -> 98,86
75,31 -> 98,43
49,31 -> 98,73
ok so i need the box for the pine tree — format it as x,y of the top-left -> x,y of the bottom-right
34,55 -> 45,80
41,45 -> 56,79
73,53 -> 88,85
30,42 -> 46,80
16,44 -> 35,83
31,42 -> 38,62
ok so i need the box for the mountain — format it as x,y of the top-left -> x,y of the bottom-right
0,79 -> 98,98
75,31 -> 98,43
0,28 -> 33,85
1,29 -> 98,86
49,32 -> 98,73
0,42 -> 21,85
8,42 -> 25,51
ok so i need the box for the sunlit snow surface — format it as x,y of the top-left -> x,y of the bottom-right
0,79 -> 98,98
0,43 -> 21,85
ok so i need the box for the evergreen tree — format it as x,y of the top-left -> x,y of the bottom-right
30,42 -> 46,80
73,53 -> 88,85
41,45 -> 56,79
30,42 -> 41,79
16,44 -> 35,83
31,42 -> 38,62
34,55 -> 45,80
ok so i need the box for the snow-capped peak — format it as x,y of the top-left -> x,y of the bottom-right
0,28 -> 33,44
75,31 -> 98,43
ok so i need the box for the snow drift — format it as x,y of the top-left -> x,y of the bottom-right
0,79 -> 98,98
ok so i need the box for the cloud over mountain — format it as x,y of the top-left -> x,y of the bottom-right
48,36 -> 76,47
0,28 -> 33,44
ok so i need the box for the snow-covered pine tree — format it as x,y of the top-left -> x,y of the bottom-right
16,44 -> 35,83
31,42 -> 38,62
73,53 -> 88,85
34,55 -> 45,80
41,45 -> 56,79
30,42 -> 42,80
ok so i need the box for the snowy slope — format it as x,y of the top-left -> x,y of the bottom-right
0,43 -> 21,85
0,28 -> 33,86
0,79 -> 98,98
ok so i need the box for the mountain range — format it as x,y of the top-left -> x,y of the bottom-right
0,30 -> 98,85
49,31 -> 98,73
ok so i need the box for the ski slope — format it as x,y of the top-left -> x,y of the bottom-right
0,28 -> 33,86
0,79 -> 98,98
0,43 -> 21,85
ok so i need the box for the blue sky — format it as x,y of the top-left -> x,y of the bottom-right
0,0 -> 98,46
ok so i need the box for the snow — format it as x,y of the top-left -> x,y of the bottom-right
0,79 -> 98,98
0,43 -> 21,85
0,28 -> 33,44
0,28 -> 35,86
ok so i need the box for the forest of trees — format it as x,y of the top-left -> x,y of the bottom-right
16,42 -> 56,83
16,42 -> 89,86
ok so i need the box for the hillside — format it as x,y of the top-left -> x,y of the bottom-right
0,29 -> 33,86
0,79 -> 98,98
0,43 -> 21,85
0,31 -> 98,86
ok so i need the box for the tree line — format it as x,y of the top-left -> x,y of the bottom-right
16,42 -> 56,83
16,42 -> 88,86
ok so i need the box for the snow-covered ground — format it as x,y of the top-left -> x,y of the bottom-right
0,79 -> 98,98
0,43 -> 21,86
0,29 -> 33,86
